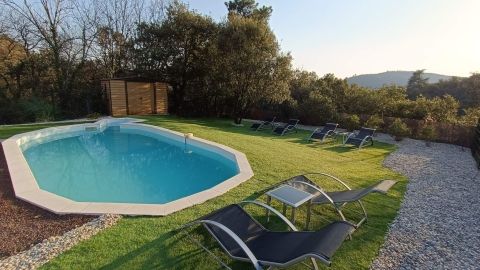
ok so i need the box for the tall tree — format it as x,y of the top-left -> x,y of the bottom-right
2,0 -> 98,117
224,0 -> 272,21
134,1 -> 218,113
218,4 -> 291,124
93,0 -> 167,77
407,69 -> 429,98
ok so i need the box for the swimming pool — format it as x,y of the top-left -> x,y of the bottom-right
2,119 -> 253,215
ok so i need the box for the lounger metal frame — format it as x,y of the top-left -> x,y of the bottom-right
343,128 -> 375,149
307,123 -> 339,142
179,200 -> 328,270
274,119 -> 299,136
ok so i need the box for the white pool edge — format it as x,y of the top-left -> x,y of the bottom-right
1,118 -> 254,216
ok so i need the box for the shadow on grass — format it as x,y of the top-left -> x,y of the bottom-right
322,145 -> 356,153
140,115 -> 315,143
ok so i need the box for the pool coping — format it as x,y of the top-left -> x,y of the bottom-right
1,118 -> 254,216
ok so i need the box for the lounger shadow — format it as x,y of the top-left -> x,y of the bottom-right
179,201 -> 355,269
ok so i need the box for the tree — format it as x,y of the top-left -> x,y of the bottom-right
134,2 -> 219,114
218,10 -> 292,124
2,0 -> 99,117
224,0 -> 272,21
407,69 -> 429,98
93,0 -> 167,77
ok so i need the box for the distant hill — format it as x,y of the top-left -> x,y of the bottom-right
346,71 -> 454,89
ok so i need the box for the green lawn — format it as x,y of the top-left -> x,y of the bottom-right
2,116 -> 406,269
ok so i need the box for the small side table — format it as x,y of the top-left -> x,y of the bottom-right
266,185 -> 314,229
334,131 -> 350,144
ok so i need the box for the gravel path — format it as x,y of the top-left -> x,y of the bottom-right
0,214 -> 121,270
371,138 -> 480,270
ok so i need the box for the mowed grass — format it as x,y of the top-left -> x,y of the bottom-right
4,116 -> 406,269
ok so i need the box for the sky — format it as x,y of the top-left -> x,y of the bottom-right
184,0 -> 480,78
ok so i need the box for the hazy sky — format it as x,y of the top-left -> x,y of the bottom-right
185,0 -> 479,78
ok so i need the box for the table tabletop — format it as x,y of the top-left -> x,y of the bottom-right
266,185 -> 314,207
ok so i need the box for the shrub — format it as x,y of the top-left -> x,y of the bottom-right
20,97 -> 54,122
388,118 -> 411,141
341,114 -> 360,131
298,93 -> 337,125
365,115 -> 384,130
419,124 -> 437,143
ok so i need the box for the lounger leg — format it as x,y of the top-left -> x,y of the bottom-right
310,258 -> 319,270
266,196 -> 271,223
356,200 -> 368,227
335,207 -> 353,240
306,200 -> 312,230
282,203 -> 287,216
291,207 -> 296,223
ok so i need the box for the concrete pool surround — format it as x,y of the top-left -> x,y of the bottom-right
2,118 -> 254,216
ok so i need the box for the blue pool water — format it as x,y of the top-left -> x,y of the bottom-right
21,127 -> 238,204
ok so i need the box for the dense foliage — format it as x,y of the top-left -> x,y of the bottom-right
0,0 -> 479,126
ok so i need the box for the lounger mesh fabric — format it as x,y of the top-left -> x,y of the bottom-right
200,204 -> 354,264
310,123 -> 338,140
285,175 -> 396,204
273,119 -> 298,135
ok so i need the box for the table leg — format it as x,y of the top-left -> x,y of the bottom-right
306,200 -> 312,230
266,196 -> 271,223
291,207 -> 296,223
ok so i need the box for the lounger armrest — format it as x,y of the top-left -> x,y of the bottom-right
304,172 -> 353,190
195,220 -> 263,270
372,180 -> 397,194
239,201 -> 298,231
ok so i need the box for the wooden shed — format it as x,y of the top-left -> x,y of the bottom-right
101,77 -> 168,116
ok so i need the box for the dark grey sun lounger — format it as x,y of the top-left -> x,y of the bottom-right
280,173 -> 397,228
344,127 -> 376,148
273,119 -> 299,136
308,123 -> 338,142
250,117 -> 276,131
180,201 -> 355,269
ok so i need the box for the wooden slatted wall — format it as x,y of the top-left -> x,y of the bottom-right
103,79 -> 168,116
127,82 -> 153,115
110,80 -> 127,116
155,82 -> 168,115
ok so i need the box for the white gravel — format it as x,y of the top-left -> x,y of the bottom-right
371,137 -> 480,270
0,214 -> 121,270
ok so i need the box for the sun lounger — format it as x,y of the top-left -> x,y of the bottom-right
308,123 -> 339,142
179,201 -> 355,269
250,117 -> 276,131
344,127 -> 376,148
280,173 -> 397,228
273,119 -> 299,136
